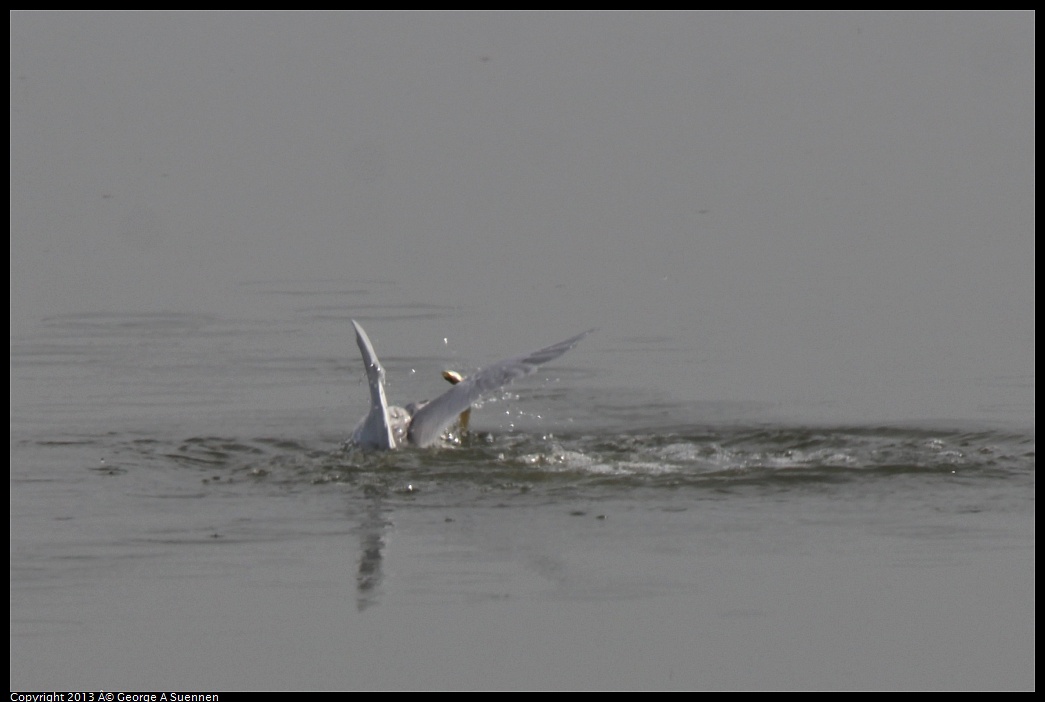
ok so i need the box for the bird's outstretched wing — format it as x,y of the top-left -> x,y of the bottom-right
407,328 -> 594,447
350,320 -> 396,449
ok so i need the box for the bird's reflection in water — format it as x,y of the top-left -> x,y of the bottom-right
354,491 -> 392,611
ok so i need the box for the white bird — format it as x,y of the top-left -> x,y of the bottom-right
350,320 -> 592,450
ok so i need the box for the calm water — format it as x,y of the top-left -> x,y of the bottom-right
11,12 -> 1034,691
10,302 -> 1035,690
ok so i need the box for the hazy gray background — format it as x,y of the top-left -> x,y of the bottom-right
10,11 -> 1034,429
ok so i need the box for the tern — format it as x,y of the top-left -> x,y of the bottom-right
350,320 -> 592,449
